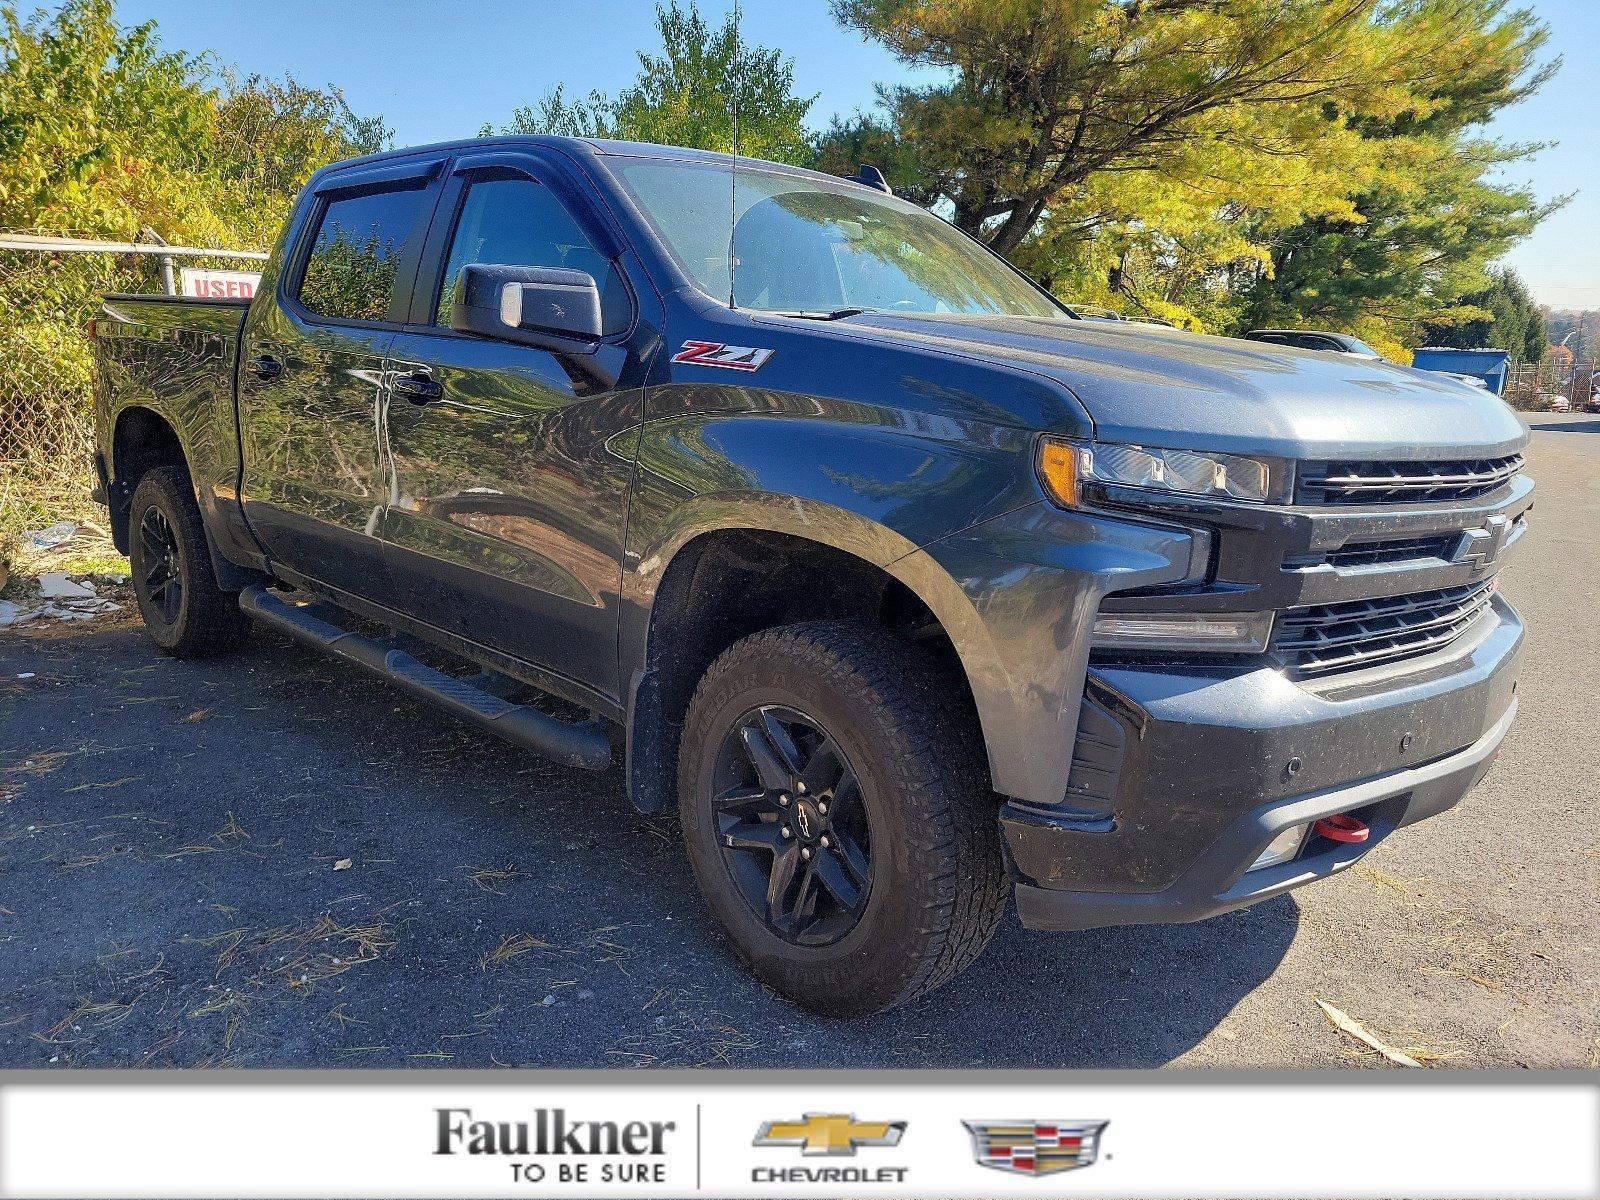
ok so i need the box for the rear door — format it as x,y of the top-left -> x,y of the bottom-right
237,157 -> 443,603
376,151 -> 656,700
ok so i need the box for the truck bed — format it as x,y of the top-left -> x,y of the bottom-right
93,293 -> 252,527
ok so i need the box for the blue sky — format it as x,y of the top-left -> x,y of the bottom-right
113,0 -> 1597,310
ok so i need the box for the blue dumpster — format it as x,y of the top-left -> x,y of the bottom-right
1410,347 -> 1512,396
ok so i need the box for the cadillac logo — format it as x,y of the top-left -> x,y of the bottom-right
962,1119 -> 1108,1176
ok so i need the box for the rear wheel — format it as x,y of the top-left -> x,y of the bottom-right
129,466 -> 252,658
678,620 -> 1007,1016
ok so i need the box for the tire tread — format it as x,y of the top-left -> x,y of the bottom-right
680,619 -> 1006,1014
130,465 -> 252,659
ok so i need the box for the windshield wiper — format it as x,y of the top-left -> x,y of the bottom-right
772,307 -> 875,321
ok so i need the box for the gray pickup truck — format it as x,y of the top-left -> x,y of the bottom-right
92,136 -> 1532,1016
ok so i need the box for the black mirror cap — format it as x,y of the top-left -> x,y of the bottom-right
450,263 -> 604,350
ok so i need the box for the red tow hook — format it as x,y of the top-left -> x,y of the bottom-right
1314,813 -> 1370,844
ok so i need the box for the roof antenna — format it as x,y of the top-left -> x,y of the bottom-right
727,0 -> 740,310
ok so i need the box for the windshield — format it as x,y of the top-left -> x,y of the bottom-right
1341,337 -> 1382,358
608,156 -> 1064,319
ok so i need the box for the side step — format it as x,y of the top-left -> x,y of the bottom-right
238,585 -> 612,771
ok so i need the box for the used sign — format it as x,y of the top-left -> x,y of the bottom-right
179,266 -> 260,300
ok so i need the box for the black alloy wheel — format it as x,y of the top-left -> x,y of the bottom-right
138,504 -> 184,625
712,705 -> 872,946
678,621 -> 1008,1016
128,465 -> 252,658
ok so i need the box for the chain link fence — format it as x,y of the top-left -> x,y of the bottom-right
1,247 -> 117,553
0,242 -> 260,559
1505,358 -> 1598,412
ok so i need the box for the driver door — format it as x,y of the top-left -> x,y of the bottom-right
376,155 -> 653,702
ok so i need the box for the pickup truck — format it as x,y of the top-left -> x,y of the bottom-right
92,136 -> 1532,1017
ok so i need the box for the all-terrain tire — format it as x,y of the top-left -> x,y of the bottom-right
678,620 -> 1007,1017
128,465 -> 252,658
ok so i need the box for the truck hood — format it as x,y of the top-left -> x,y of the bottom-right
840,313 -> 1528,460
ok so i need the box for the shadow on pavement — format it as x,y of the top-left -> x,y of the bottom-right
1528,419 -> 1600,433
0,623 -> 1295,1070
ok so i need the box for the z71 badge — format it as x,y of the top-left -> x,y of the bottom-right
671,340 -> 774,371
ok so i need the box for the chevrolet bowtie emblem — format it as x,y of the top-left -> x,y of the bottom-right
753,1113 -> 906,1156
1457,514 -> 1512,568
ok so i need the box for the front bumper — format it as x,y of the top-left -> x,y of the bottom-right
1006,596 -> 1522,931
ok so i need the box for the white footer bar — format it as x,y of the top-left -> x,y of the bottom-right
0,1076 -> 1595,1198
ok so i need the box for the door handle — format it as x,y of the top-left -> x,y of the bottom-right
245,353 -> 283,381
393,370 -> 443,404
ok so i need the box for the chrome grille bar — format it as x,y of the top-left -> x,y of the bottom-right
1298,454 -> 1523,505
1273,579 -> 1497,676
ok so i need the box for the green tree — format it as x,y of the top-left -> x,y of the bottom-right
205,72 -> 391,246
1237,1 -> 1557,346
819,0 -> 1557,342
0,0 -> 214,241
1420,268 -> 1547,361
488,2 -> 816,165
821,0 -> 1387,255
0,0 -> 389,514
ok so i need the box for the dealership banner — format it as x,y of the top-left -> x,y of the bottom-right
0,1071 -> 1594,1199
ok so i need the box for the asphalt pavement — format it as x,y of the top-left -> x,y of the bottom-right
1,414 -> 1595,1069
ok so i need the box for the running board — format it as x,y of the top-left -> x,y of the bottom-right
238,585 -> 612,771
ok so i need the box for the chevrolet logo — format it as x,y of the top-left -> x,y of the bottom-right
1457,514 -> 1512,569
753,1113 -> 906,1156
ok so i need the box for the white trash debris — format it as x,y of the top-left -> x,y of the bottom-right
37,572 -> 97,600
25,521 -> 78,550
3,574 -> 121,625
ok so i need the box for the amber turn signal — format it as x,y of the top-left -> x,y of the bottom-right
1036,438 -> 1082,508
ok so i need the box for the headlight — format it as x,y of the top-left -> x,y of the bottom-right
1092,610 -> 1274,653
1038,438 -> 1279,506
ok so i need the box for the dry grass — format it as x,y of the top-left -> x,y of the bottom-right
607,985 -> 757,1067
183,908 -> 399,994
0,434 -> 117,594
462,863 -> 523,893
479,932 -> 553,970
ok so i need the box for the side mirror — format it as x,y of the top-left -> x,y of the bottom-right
449,263 -> 604,351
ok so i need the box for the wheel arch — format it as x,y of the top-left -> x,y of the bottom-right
619,497 -> 1002,815
108,406 -> 189,552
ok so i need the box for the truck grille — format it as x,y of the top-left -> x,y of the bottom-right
1297,454 -> 1523,505
1286,533 -> 1458,570
1273,579 -> 1497,676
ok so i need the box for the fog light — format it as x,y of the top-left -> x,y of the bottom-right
1092,611 -> 1274,653
1249,823 -> 1308,872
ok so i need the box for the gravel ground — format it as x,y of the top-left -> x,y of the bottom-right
1,414 -> 1595,1070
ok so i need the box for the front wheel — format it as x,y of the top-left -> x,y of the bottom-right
678,621 -> 1007,1016
129,466 -> 252,658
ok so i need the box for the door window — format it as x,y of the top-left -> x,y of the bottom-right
435,173 -> 629,333
296,185 -> 430,323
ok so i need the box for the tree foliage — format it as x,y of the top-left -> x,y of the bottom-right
819,0 -> 1557,343
488,2 -> 815,165
1237,1 -> 1557,346
0,0 -> 390,450
0,0 -> 389,249
0,0 -> 212,241
1420,267 -> 1546,361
